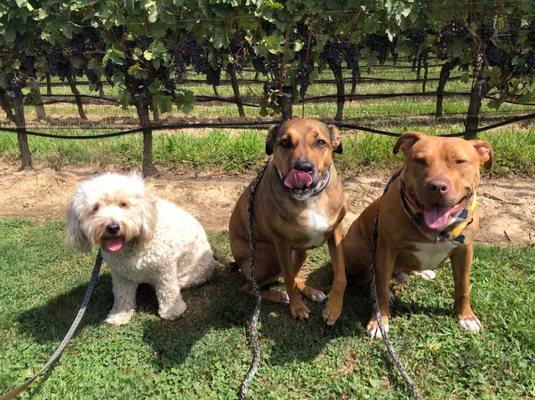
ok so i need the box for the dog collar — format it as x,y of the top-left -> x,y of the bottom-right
276,163 -> 332,200
399,179 -> 477,244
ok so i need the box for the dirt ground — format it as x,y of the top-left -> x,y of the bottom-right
0,161 -> 533,246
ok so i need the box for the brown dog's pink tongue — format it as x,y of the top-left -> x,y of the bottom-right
106,238 -> 124,253
284,169 -> 313,189
423,207 -> 453,230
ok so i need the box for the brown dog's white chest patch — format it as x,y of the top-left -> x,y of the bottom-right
411,241 -> 458,270
299,202 -> 333,249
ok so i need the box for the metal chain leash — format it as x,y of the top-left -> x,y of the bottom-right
368,170 -> 421,400
1,250 -> 103,400
237,160 -> 270,400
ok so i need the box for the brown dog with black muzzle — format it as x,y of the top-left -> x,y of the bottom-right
343,132 -> 493,338
229,118 -> 347,325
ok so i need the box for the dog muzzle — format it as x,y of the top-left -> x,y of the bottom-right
277,164 -> 332,201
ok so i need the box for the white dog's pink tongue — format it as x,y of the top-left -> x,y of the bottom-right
423,207 -> 453,230
284,169 -> 313,189
106,238 -> 124,253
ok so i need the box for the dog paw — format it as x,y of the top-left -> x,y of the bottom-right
159,301 -> 187,320
458,314 -> 482,333
290,301 -> 310,320
106,310 -> 134,325
322,296 -> 343,326
415,270 -> 436,281
366,318 -> 389,339
280,291 -> 290,304
308,289 -> 327,303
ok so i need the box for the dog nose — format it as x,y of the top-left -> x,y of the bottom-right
426,180 -> 450,194
106,222 -> 120,235
293,160 -> 314,173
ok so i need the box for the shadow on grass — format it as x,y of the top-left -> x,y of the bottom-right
17,261 -> 450,374
141,262 -> 375,370
17,274 -> 114,343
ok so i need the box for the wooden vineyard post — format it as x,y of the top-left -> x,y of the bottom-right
435,61 -> 453,118
67,74 -> 87,120
350,64 -> 360,96
13,91 -> 32,170
28,79 -> 47,120
134,94 -> 158,177
465,77 -> 490,140
228,64 -> 245,117
333,68 -> 345,120
45,73 -> 52,95
280,86 -> 293,120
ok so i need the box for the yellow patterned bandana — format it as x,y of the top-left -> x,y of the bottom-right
400,179 -> 477,244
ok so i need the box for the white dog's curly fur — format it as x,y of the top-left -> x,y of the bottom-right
67,173 -> 215,325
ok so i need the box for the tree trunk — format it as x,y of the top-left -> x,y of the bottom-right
465,78 -> 490,140
98,84 -> 105,97
416,54 -> 422,80
280,86 -> 293,120
45,73 -> 52,95
152,105 -> 160,122
67,75 -> 87,120
435,61 -> 453,118
421,52 -> 429,93
333,68 -> 345,121
13,92 -> 32,170
134,97 -> 157,177
350,65 -> 360,96
28,79 -> 46,119
228,65 -> 245,117
212,85 -> 220,97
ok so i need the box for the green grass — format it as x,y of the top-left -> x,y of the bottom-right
1,217 -> 534,399
0,127 -> 533,176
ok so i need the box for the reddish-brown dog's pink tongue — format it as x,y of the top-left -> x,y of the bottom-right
284,169 -> 313,189
423,207 -> 453,230
106,238 -> 124,252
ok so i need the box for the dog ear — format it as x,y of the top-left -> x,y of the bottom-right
328,125 -> 343,154
265,124 -> 280,155
139,196 -> 158,243
66,197 -> 91,253
393,131 -> 424,155
471,140 -> 493,170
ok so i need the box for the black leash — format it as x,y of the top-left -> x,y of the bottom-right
237,161 -> 269,400
1,250 -> 103,400
369,170 -> 421,399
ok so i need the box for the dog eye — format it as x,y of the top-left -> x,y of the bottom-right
279,139 -> 291,148
316,139 -> 327,148
413,157 -> 427,166
456,159 -> 468,165
92,204 -> 100,212
119,202 -> 128,208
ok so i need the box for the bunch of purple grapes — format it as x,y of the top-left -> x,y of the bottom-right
320,40 -> 345,73
292,23 -> 315,98
437,20 -> 470,60
365,33 -> 391,64
5,73 -> 25,98
47,46 -> 71,81
405,28 -> 427,56
245,43 -> 267,74
344,42 -> 359,70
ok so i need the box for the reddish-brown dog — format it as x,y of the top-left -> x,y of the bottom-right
229,118 -> 347,325
343,132 -> 493,338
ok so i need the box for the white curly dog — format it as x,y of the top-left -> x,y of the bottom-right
67,173 -> 215,325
